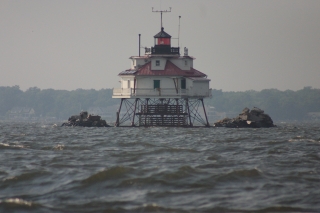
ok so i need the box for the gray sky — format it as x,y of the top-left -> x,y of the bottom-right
1,0 -> 319,91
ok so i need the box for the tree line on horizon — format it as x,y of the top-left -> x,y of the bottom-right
0,86 -> 319,121
0,86 -> 118,119
208,87 -> 320,121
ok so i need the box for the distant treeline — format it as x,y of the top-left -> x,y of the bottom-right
0,86 -> 319,121
208,87 -> 320,121
0,86 -> 118,119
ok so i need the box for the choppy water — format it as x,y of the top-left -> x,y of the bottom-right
0,121 -> 319,213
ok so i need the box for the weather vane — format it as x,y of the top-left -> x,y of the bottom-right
152,7 -> 171,28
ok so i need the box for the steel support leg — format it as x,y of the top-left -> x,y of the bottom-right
115,98 -> 124,127
175,98 -> 180,127
186,98 -> 193,127
144,98 -> 149,126
201,98 -> 210,127
131,98 -> 139,126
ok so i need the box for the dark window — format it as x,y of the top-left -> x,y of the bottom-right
156,60 -> 160,66
154,80 -> 160,89
181,79 -> 186,89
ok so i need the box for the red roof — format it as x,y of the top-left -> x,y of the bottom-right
119,60 -> 207,78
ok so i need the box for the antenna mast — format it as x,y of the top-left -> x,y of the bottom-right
152,7 -> 171,28
178,16 -> 181,48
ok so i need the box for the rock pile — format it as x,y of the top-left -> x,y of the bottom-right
214,107 -> 275,128
61,111 -> 110,127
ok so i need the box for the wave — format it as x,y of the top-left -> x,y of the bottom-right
81,166 -> 134,185
147,147 -> 199,155
216,168 -> 262,181
256,206 -> 308,212
0,198 -> 42,212
132,203 -> 186,213
0,142 -> 26,149
117,166 -> 214,190
40,144 -> 96,151
2,171 -> 50,186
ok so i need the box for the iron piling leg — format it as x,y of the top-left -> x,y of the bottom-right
145,98 -> 149,126
131,98 -> 139,126
115,98 -> 124,127
176,98 -> 180,127
186,98 -> 193,127
201,98 -> 210,127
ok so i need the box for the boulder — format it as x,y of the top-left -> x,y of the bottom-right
251,107 -> 264,114
61,111 -> 110,127
214,107 -> 276,128
242,107 -> 250,114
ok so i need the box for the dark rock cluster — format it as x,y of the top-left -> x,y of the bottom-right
61,111 -> 110,127
214,107 -> 276,128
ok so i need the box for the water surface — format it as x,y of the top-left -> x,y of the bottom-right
0,121 -> 319,212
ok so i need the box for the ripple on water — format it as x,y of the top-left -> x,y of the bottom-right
81,166 -> 134,186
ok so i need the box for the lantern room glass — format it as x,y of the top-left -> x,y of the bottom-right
155,38 -> 170,45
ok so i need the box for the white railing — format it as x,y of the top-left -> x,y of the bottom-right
113,88 -> 211,97
135,88 -> 188,96
113,88 -> 132,96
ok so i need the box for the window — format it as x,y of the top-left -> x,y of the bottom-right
185,60 -> 188,66
156,60 -> 160,66
157,38 -> 170,45
181,79 -> 186,89
154,80 -> 160,89
127,80 -> 130,88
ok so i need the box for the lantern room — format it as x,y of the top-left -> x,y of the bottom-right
151,27 -> 179,55
154,27 -> 171,45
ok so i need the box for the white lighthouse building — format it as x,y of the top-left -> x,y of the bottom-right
112,13 -> 211,127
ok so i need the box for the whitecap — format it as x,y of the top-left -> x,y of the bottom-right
0,198 -> 33,206
0,142 -> 9,147
54,144 -> 65,150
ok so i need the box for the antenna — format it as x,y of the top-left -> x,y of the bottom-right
139,34 -> 141,57
178,16 -> 181,48
152,7 -> 171,28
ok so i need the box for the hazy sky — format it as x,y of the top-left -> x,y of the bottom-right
1,0 -> 319,91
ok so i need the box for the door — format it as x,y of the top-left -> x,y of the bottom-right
154,80 -> 160,89
181,79 -> 186,89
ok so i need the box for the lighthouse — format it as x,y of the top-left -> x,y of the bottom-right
112,10 -> 212,127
